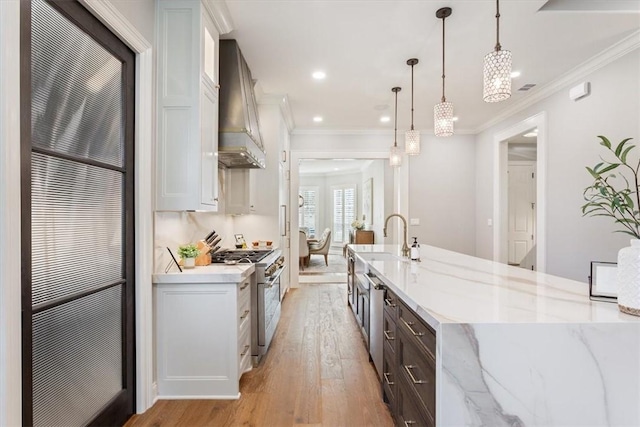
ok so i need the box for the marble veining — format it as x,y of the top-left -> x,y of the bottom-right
351,244 -> 640,324
152,263 -> 254,284
352,245 -> 640,426
154,211 -> 234,273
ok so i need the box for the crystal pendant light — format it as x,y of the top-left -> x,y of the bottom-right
389,87 -> 402,167
483,0 -> 512,102
405,59 -> 420,155
434,7 -> 454,137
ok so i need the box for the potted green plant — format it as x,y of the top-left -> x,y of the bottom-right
582,135 -> 640,316
177,243 -> 200,269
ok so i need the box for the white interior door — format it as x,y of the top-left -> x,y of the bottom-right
508,162 -> 536,264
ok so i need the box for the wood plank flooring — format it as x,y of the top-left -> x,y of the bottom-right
126,283 -> 394,427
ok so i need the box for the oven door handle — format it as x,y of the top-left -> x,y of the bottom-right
263,265 -> 286,288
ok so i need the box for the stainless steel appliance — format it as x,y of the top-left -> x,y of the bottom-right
365,272 -> 386,380
210,248 -> 285,365
218,40 -> 266,169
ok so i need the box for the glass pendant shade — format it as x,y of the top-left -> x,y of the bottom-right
483,49 -> 512,102
389,145 -> 402,167
405,129 -> 420,155
434,102 -> 454,137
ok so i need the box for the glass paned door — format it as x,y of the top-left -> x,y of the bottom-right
22,1 -> 136,426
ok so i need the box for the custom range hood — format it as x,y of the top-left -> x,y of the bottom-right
218,40 -> 266,169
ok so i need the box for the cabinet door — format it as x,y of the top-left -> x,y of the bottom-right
200,85 -> 218,208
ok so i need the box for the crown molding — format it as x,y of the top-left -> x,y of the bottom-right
475,29 -> 640,134
291,128 -> 476,136
79,0 -> 151,51
259,94 -> 296,133
203,0 -> 234,35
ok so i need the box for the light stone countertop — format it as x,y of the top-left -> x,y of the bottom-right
350,244 -> 639,329
152,263 -> 255,284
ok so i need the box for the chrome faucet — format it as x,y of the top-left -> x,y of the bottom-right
383,213 -> 410,258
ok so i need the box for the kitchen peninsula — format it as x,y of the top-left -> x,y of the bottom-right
349,244 -> 640,427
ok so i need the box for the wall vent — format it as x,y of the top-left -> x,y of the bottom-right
518,83 -> 537,91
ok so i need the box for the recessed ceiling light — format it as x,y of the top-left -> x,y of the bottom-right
511,71 -> 521,78
313,116 -> 323,123
452,117 -> 459,122
380,116 -> 391,123
523,131 -> 537,138
312,71 -> 326,80
333,168 -> 339,171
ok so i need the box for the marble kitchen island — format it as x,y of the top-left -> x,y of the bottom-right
350,244 -> 640,427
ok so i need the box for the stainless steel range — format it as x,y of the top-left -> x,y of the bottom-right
211,248 -> 286,365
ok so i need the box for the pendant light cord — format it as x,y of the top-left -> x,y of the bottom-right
410,64 -> 415,131
441,14 -> 446,103
495,0 -> 502,51
394,89 -> 398,147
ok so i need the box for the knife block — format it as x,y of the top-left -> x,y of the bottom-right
195,240 -> 211,266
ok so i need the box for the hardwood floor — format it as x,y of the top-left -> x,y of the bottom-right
126,283 -> 394,427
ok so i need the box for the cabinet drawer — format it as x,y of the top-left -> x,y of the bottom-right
238,280 -> 251,308
398,302 -> 435,360
398,328 -> 436,421
397,373 -> 434,427
382,349 -> 397,411
383,309 -> 397,356
238,305 -> 251,336
238,321 -> 251,368
383,288 -> 398,321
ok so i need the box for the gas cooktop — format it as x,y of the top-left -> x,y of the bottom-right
210,249 -> 272,264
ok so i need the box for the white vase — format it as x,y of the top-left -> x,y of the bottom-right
617,239 -> 640,316
183,257 -> 196,269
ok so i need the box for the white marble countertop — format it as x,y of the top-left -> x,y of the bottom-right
350,244 -> 640,328
152,263 -> 255,284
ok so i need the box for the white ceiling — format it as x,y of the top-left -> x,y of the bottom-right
223,0 -> 639,133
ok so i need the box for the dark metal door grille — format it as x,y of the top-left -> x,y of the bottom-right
22,0 -> 136,425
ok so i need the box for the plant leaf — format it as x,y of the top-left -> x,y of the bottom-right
599,163 -> 620,174
598,135 -> 612,149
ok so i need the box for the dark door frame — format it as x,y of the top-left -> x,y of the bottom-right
20,0 -> 136,425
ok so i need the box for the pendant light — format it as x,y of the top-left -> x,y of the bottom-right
389,87 -> 402,167
405,59 -> 420,155
434,7 -> 454,137
483,0 -> 512,102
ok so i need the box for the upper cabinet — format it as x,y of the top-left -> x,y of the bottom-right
156,0 -> 220,211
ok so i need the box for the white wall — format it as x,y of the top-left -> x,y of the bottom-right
475,49 -> 640,282
361,160 -> 386,242
408,135 -> 477,255
292,132 -> 477,254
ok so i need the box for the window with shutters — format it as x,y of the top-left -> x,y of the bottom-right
299,187 -> 318,238
332,185 -> 356,244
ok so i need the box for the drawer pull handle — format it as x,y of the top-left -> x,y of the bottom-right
383,330 -> 395,341
240,310 -> 250,320
384,298 -> 396,308
404,421 -> 417,426
240,345 -> 250,357
401,318 -> 424,337
383,372 -> 395,386
240,282 -> 250,291
403,365 -> 426,384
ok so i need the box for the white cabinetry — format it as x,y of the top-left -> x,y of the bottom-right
156,1 -> 219,211
155,278 -> 252,398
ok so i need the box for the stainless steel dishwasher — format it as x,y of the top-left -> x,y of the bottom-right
365,271 -> 386,380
